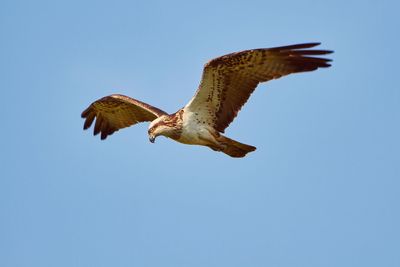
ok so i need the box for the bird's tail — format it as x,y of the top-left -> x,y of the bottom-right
216,135 -> 256,158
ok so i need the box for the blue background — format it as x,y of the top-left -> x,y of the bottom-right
1,0 -> 399,266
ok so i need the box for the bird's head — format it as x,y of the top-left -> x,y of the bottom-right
148,115 -> 173,143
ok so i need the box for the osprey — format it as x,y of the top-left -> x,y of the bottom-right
81,43 -> 332,157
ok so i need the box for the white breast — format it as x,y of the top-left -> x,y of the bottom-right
178,108 -> 213,145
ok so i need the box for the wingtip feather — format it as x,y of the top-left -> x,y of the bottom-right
83,112 -> 95,130
81,108 -> 89,118
269,42 -> 322,51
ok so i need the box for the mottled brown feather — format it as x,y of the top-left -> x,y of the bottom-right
186,43 -> 333,133
81,94 -> 167,140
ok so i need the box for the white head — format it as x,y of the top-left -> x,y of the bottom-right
147,115 -> 176,143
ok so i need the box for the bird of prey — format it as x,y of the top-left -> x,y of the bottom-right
81,43 -> 332,157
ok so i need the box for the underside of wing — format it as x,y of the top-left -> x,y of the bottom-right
185,42 -> 333,133
81,94 -> 167,140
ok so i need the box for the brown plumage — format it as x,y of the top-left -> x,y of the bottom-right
81,94 -> 167,140
81,43 -> 333,157
186,43 -> 332,133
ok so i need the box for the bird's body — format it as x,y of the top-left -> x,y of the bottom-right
81,43 -> 333,157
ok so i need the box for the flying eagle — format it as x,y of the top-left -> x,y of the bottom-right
81,43 -> 332,157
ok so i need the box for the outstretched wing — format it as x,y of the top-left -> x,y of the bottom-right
185,43 -> 333,133
81,94 -> 167,140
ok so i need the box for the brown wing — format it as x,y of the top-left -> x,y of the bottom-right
81,94 -> 167,140
185,43 -> 333,133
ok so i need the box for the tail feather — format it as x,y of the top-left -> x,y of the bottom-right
217,135 -> 256,158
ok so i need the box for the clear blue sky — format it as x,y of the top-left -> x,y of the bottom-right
1,0 -> 399,266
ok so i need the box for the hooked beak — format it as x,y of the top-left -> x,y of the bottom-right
149,135 -> 155,143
